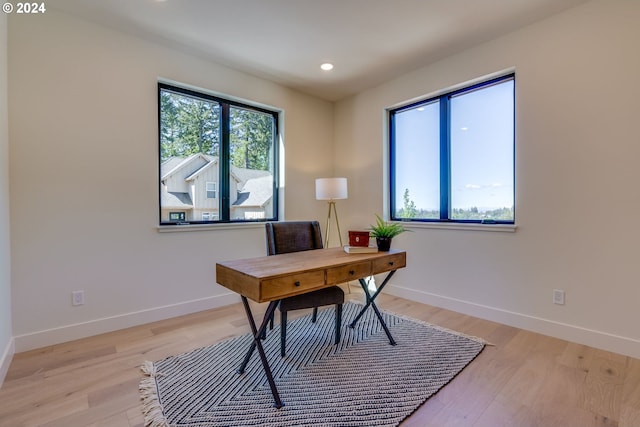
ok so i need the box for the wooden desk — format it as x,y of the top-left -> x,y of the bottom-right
216,247 -> 407,408
217,247 -> 405,302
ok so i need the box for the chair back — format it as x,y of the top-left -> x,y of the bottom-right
265,221 -> 323,256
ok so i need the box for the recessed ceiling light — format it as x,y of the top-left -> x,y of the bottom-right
320,63 -> 334,71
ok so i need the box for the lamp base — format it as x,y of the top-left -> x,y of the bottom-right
324,201 -> 343,248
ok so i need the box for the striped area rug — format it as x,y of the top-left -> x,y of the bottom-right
140,302 -> 485,427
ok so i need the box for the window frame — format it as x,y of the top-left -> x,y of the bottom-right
388,73 -> 515,225
158,82 -> 279,226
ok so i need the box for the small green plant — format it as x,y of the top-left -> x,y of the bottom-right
369,214 -> 409,238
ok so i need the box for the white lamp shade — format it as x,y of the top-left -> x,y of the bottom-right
315,177 -> 348,200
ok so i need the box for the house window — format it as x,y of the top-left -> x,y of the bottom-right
206,182 -> 217,199
159,83 -> 279,225
202,212 -> 219,221
389,73 -> 515,223
169,212 -> 186,221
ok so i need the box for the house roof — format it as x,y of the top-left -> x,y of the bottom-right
233,175 -> 273,208
161,153 -> 212,181
161,155 -> 273,208
161,191 -> 193,209
231,165 -> 271,183
160,156 -> 187,180
185,157 -> 217,181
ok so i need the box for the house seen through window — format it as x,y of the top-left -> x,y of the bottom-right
389,74 -> 515,223
159,83 -> 279,225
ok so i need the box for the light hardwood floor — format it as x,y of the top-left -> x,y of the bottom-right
1,289 -> 639,427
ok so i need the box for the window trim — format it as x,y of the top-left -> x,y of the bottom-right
388,73 -> 515,225
158,82 -> 280,227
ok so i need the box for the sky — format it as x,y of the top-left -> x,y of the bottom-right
393,79 -> 514,212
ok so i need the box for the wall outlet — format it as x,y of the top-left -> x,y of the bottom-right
553,289 -> 565,305
72,290 -> 85,306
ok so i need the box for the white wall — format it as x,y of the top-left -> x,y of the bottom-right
0,14 -> 14,384
335,0 -> 640,358
7,9 -> 334,351
7,1 -> 640,361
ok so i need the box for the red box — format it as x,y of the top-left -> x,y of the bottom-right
348,231 -> 370,247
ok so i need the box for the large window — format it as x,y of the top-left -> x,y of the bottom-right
389,74 -> 515,223
159,83 -> 278,225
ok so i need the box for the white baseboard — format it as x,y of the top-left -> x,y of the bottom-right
0,336 -> 15,387
14,293 -> 240,353
386,285 -> 640,359
12,285 -> 640,359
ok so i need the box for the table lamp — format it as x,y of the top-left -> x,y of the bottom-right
315,177 -> 348,247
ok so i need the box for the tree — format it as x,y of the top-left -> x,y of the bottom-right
230,107 -> 273,171
160,91 -> 274,172
398,188 -> 418,218
160,91 -> 220,161
160,91 -> 180,160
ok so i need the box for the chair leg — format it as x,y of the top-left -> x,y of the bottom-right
335,303 -> 342,345
312,307 -> 318,323
280,310 -> 288,357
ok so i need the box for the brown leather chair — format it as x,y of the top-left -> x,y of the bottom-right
265,221 -> 344,357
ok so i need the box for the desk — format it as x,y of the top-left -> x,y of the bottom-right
216,247 -> 406,408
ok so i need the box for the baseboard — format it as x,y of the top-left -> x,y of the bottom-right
0,336 -> 15,387
14,293 -> 240,353
386,284 -> 640,359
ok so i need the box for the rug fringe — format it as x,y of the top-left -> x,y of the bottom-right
140,361 -> 170,427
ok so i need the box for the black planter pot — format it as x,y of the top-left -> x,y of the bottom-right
376,237 -> 392,251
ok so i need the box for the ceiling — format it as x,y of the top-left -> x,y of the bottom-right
49,0 -> 589,101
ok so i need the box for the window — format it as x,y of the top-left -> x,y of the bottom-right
389,74 -> 515,223
169,212 -> 186,221
159,83 -> 279,225
202,212 -> 218,221
206,182 -> 217,199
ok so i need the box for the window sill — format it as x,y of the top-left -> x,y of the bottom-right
401,222 -> 517,233
157,222 -> 265,233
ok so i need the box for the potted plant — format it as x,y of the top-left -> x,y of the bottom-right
369,214 -> 409,251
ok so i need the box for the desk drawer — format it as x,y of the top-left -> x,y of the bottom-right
326,261 -> 372,285
261,270 -> 325,300
372,252 -> 406,274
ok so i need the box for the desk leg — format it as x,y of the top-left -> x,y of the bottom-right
237,297 -> 283,408
349,270 -> 397,346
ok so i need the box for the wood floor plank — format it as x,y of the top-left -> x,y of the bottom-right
1,291 -> 639,427
582,349 -> 628,421
560,341 -> 595,372
620,357 -> 640,426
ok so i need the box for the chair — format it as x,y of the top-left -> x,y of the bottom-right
265,221 -> 344,357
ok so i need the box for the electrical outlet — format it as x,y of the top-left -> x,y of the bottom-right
553,289 -> 565,305
72,290 -> 85,306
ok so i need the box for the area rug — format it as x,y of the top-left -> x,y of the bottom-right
140,302 -> 485,427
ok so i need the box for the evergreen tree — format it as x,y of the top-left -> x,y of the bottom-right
160,91 -> 273,172
230,107 -> 272,171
